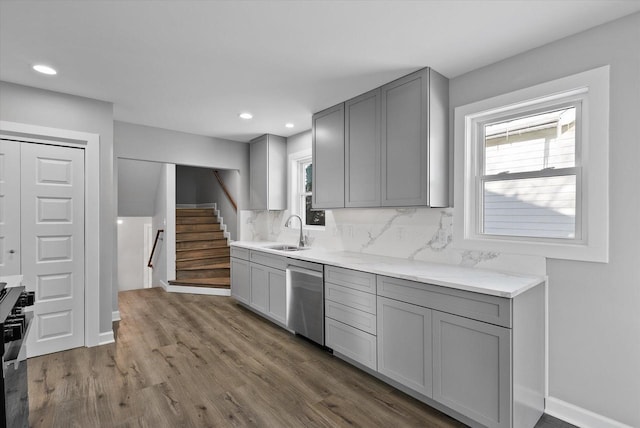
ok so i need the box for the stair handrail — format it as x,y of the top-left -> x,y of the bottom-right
213,170 -> 238,212
148,229 -> 164,268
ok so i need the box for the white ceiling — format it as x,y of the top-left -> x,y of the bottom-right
1,1 -> 639,142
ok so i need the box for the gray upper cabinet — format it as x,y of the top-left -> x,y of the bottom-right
381,68 -> 448,207
312,67 -> 449,209
312,103 -> 345,208
345,89 -> 381,208
249,134 -> 287,210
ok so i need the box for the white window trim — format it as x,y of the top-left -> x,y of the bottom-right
453,66 -> 609,262
288,148 -> 325,230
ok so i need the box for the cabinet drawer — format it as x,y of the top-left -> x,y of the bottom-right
230,247 -> 249,260
325,265 -> 376,293
326,318 -> 377,370
326,300 -> 376,335
325,283 -> 376,315
377,276 -> 512,328
249,250 -> 287,270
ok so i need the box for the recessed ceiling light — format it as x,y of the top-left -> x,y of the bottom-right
117,219 -> 124,225
239,112 -> 253,120
33,64 -> 57,75
285,123 -> 295,128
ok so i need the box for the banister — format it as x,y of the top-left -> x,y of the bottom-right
213,170 -> 238,212
147,229 -> 164,268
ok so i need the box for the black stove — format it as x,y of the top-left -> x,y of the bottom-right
0,282 -> 34,428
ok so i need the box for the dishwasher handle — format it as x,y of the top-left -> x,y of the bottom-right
287,265 -> 323,278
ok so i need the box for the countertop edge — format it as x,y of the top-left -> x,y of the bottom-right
230,241 -> 545,299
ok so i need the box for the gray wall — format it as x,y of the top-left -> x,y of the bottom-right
0,81 -> 115,334
118,158 -> 163,216
114,121 -> 249,210
450,13 -> 640,426
286,129 -> 311,155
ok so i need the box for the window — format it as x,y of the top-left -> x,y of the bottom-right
298,159 -> 325,226
454,66 -> 609,262
289,149 -> 325,228
479,103 -> 581,240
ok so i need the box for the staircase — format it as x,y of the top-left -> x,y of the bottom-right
168,208 -> 230,289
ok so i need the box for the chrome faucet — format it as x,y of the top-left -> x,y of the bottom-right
285,214 -> 305,248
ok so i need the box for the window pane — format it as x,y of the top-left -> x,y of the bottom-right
484,107 -> 576,175
304,163 -> 313,192
305,195 -> 325,226
483,175 -> 576,239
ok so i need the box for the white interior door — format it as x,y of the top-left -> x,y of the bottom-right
21,142 -> 85,357
0,140 -> 21,275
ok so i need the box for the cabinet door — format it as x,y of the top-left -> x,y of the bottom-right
250,263 -> 268,313
266,135 -> 287,210
230,257 -> 250,304
433,311 -> 512,428
312,103 -> 345,208
326,317 -> 377,370
377,297 -> 432,397
345,89 -> 380,207
249,135 -> 268,209
381,68 -> 428,206
266,268 -> 286,324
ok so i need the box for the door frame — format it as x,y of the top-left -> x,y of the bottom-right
0,120 -> 102,347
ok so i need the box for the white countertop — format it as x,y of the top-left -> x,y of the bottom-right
0,275 -> 23,288
231,241 -> 545,298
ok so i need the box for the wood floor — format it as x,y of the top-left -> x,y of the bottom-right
27,288 -> 575,428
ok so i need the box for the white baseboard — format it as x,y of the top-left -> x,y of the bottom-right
176,203 -> 198,208
98,330 -> 115,345
546,397 -> 634,428
159,280 -> 169,291
112,310 -> 121,322
164,284 -> 231,296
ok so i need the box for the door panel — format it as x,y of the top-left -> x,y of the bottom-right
432,311 -> 512,428
0,140 -> 20,275
377,296 -> 433,397
22,143 -> 85,357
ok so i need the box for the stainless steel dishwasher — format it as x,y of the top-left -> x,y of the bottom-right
286,259 -> 324,346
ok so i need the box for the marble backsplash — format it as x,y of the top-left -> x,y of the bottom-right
239,207 -> 546,276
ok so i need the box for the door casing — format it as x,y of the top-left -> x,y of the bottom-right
0,120 -> 104,347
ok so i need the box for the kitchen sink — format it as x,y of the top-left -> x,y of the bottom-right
265,244 -> 310,252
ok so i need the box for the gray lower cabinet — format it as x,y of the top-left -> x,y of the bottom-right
324,266 -> 378,370
249,263 -> 269,313
266,269 -> 286,324
231,248 -> 287,326
377,296 -> 433,397
432,311 -> 511,428
230,257 -> 250,304
325,317 -> 377,370
312,103 -> 345,208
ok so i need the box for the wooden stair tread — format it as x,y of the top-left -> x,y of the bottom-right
178,263 -> 230,271
176,255 -> 229,262
176,209 -> 215,217
169,278 -> 230,288
176,231 -> 227,242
